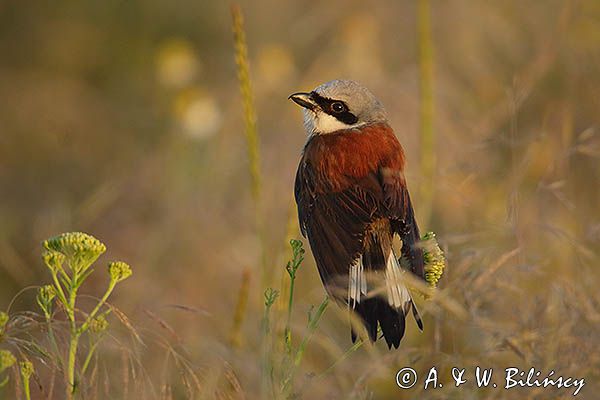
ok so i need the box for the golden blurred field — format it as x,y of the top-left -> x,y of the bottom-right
1,1 -> 599,399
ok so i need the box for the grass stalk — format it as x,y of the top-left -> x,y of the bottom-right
261,288 -> 279,399
229,268 -> 251,348
417,0 -> 436,225
66,268 -> 81,397
316,338 -> 364,379
231,3 -> 270,312
19,361 -> 33,400
283,240 -> 304,354
293,297 -> 329,367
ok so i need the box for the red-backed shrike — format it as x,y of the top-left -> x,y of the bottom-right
290,80 -> 425,349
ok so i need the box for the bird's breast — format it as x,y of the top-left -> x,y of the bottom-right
302,123 -> 405,193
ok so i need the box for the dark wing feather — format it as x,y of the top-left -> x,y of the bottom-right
379,166 -> 425,279
295,162 -> 381,297
295,154 -> 426,292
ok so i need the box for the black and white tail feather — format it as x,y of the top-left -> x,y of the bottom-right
348,248 -> 423,349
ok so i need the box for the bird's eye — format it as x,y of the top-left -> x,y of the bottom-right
331,102 -> 346,113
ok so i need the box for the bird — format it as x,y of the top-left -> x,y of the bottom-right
289,79 -> 425,349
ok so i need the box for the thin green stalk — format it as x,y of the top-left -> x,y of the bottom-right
293,297 -> 329,367
81,337 -> 101,376
261,289 -> 279,399
66,269 -> 80,398
317,338 -> 364,379
283,240 -> 305,354
417,0 -> 436,225
19,361 -> 33,400
281,297 -> 329,395
23,376 -> 31,400
66,279 -> 116,397
284,277 -> 295,350
44,313 -> 63,371
78,281 -> 117,334
50,271 -> 68,309
283,271 -> 296,357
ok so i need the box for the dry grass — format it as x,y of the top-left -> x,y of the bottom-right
1,1 -> 600,399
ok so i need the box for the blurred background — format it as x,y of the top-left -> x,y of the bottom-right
1,0 -> 599,399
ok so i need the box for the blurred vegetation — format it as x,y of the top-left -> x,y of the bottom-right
1,0 -> 600,399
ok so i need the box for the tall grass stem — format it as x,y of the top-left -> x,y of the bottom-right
231,3 -> 270,306
417,0 -> 435,225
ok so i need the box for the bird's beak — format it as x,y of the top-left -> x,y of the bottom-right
288,92 -> 317,111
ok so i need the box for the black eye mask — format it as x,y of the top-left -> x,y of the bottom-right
310,91 -> 359,125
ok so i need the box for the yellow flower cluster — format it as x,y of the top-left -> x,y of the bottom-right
108,261 -> 133,283
0,350 -> 16,373
0,312 -> 7,330
43,232 -> 106,273
19,360 -> 34,379
422,232 -> 445,288
38,285 -> 56,303
42,251 -> 65,274
89,315 -> 109,334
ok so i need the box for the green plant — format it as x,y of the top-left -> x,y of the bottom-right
261,287 -> 279,398
19,360 -> 33,400
257,240 -> 330,398
39,232 -> 132,399
283,239 -> 305,354
261,235 -> 446,398
421,231 -> 445,288
0,349 -> 16,389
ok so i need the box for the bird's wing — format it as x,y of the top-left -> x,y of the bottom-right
295,155 -> 425,294
295,162 -> 382,298
379,164 -> 425,279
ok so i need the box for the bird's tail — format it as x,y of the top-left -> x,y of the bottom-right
349,246 -> 423,349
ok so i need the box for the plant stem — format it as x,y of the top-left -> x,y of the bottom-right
66,281 -> 79,398
44,313 -> 63,370
23,377 -> 31,400
229,268 -> 251,348
50,271 -> 68,308
284,270 -> 296,354
281,297 -> 329,395
65,264 -> 82,398
81,336 -> 100,376
231,4 -> 269,295
317,339 -> 364,379
417,0 -> 436,226
294,297 -> 329,367
260,289 -> 278,399
78,281 -> 116,334
66,332 -> 79,398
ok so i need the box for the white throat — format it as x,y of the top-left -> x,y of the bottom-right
303,109 -> 364,135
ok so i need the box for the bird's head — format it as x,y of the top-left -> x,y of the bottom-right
289,80 -> 387,135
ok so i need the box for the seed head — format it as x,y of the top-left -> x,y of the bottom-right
43,232 -> 106,273
0,312 -> 8,330
37,285 -> 57,314
108,261 -> 132,283
263,288 -> 279,307
0,350 -> 16,373
42,251 -> 66,274
422,232 -> 445,288
89,315 -> 109,334
38,285 -> 56,303
19,360 -> 34,380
